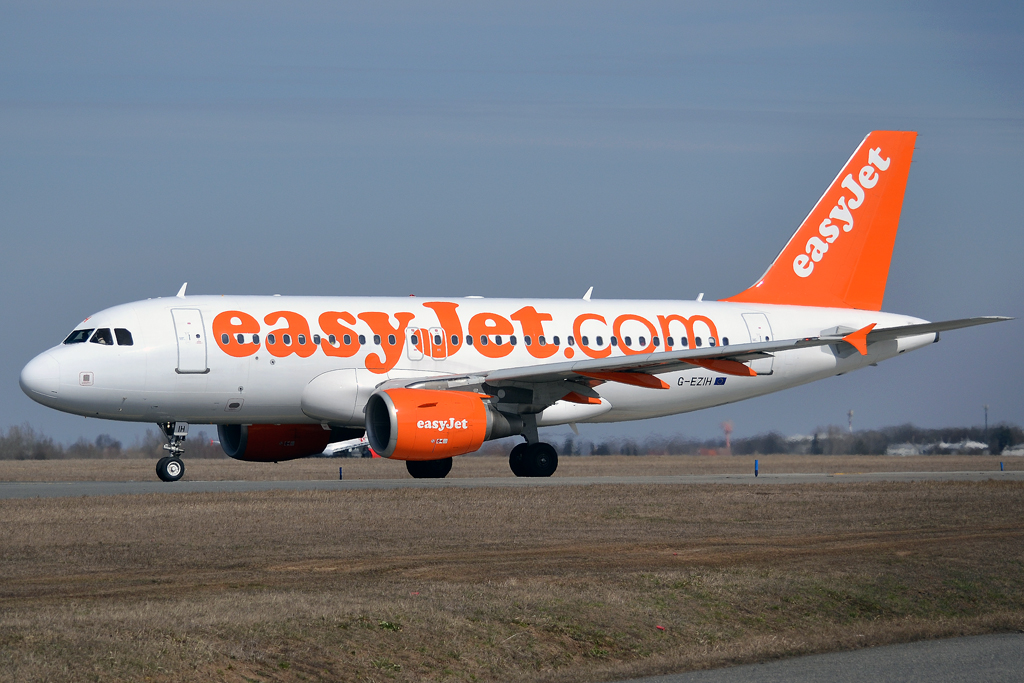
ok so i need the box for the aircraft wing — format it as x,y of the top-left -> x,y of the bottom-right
389,316 -> 1011,396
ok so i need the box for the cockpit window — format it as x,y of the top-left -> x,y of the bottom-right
63,329 -> 94,344
89,328 -> 114,345
114,328 -> 134,346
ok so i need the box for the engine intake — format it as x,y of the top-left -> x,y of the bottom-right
365,388 -> 522,460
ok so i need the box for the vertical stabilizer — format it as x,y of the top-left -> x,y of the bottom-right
725,130 -> 917,310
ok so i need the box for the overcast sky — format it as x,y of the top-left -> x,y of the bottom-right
2,1 -> 1022,446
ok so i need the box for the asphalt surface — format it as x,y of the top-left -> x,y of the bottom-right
619,633 -> 1024,683
0,470 -> 1021,499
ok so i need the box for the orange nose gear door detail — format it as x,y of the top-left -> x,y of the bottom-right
212,311 -> 261,358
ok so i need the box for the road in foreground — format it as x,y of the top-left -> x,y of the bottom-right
1,470 -> 1022,499
621,633 -> 1024,683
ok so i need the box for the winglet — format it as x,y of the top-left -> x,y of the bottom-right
176,282 -> 188,298
842,323 -> 876,355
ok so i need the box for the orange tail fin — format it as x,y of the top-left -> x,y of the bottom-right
725,130 -> 917,310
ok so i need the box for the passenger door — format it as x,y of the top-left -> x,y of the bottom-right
171,309 -> 208,374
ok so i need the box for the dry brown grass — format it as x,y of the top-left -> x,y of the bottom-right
1,478 -> 1023,682
0,453 -> 1020,482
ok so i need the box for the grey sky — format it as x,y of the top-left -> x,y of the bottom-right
2,1 -> 1022,445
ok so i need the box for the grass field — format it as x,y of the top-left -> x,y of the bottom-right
1,456 -> 1023,682
0,453 -> 1020,482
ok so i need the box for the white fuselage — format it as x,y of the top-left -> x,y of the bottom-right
20,295 -> 936,429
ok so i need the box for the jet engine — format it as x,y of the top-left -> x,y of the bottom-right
365,388 -> 522,460
217,423 -> 362,462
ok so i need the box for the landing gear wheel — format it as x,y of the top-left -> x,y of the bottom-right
509,443 -> 529,477
524,443 -> 558,478
406,458 -> 453,479
156,456 -> 184,482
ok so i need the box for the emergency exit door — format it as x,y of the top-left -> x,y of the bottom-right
172,309 -> 208,374
742,313 -> 774,375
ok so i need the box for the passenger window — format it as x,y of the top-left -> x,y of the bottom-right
411,334 -> 419,345
667,336 -> 674,347
709,337 -> 717,347
451,334 -> 459,345
340,334 -> 349,345
373,335 -> 381,345
252,334 -> 259,345
466,335 -> 474,346
553,336 -> 560,346
63,329 -> 95,344
595,336 -> 602,346
235,333 -> 244,344
538,335 -> 546,346
297,334 -> 306,345
115,329 -> 134,346
433,334 -> 442,345
222,333 -> 230,345
283,334 -> 292,345
313,334 -> 321,345
610,336 -> 618,346
388,334 -> 396,345
639,336 -> 646,347
89,328 -> 113,345
681,337 -> 688,348
524,335 -> 532,346
723,337 -> 729,346
480,336 -> 488,346
359,335 -> 366,345
695,337 -> 702,347
495,336 -> 503,345
510,336 -> 517,345
568,336 -> 575,346
653,337 -> 660,347
268,334 -> 277,345
624,336 -> 632,347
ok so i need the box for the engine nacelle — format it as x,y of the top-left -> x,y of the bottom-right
365,389 -> 522,460
218,424 -> 362,462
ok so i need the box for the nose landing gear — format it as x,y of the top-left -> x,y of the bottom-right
156,421 -> 188,482
509,442 -> 558,477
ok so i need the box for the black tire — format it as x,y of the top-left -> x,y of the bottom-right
156,456 -> 184,482
509,443 -> 529,477
406,458 -> 453,479
525,443 -> 558,478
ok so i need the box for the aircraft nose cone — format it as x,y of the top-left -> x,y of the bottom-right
20,353 -> 60,400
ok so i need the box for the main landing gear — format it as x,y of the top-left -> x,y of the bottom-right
509,442 -> 558,477
156,421 -> 188,482
406,458 -> 453,479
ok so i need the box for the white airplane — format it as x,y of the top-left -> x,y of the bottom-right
20,131 -> 1009,481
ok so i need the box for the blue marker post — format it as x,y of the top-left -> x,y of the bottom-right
754,459 -> 759,478
1001,462 -> 1004,471
339,466 -> 344,480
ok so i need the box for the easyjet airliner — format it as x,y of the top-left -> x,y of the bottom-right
20,131 -> 1009,481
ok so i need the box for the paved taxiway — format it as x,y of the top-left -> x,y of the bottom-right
1,470 -> 1021,499
620,633 -> 1024,682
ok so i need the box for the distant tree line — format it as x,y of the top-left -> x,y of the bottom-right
1,421 -> 1020,460
479,422 -> 1023,457
0,424 -> 224,460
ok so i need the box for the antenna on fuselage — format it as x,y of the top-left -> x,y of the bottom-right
583,286 -> 593,301
176,282 -> 188,298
